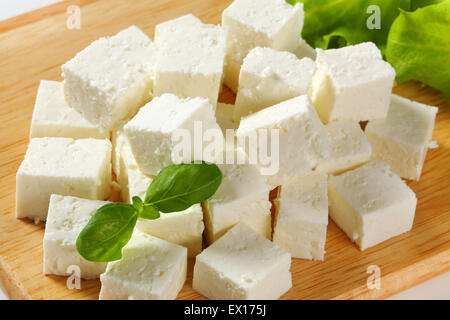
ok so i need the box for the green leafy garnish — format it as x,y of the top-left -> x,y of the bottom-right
288,0 -> 410,53
76,161 -> 222,262
131,196 -> 144,213
131,196 -> 160,219
145,161 -> 222,212
286,0 -> 450,97
139,205 -> 160,220
386,1 -> 450,98
410,0 -> 446,11
76,203 -> 138,262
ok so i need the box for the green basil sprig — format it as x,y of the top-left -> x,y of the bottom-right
76,161 -> 222,262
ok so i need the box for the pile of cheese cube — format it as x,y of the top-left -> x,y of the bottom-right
16,0 -> 438,300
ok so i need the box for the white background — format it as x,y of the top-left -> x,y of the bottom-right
0,0 -> 448,300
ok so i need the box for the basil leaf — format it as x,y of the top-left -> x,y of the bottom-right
76,203 -> 138,262
76,162 -> 222,262
386,1 -> 450,98
144,161 -> 222,213
139,205 -> 160,220
132,196 -> 143,213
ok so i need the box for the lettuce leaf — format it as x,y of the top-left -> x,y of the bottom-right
287,0 -> 410,53
410,0 -> 445,11
386,1 -> 450,98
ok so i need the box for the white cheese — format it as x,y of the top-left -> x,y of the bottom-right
99,231 -> 187,300
316,120 -> 372,175
43,195 -> 108,279
16,137 -> 111,221
115,130 -> 204,258
154,14 -> 202,46
124,94 -> 223,175
111,120 -> 131,187
234,47 -> 316,122
310,42 -> 395,123
203,146 -> 272,244
136,205 -> 204,258
273,173 -> 328,261
293,38 -> 316,60
193,223 -> 292,300
222,0 -> 304,92
236,95 -> 329,187
365,94 -> 438,181
154,17 -> 228,107
62,25 -> 157,130
328,161 -> 417,250
114,128 -> 151,203
30,80 -> 108,139
124,168 -> 151,205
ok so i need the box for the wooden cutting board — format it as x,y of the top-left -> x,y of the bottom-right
0,0 -> 449,300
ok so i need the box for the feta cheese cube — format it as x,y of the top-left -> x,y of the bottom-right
124,166 -> 152,204
30,80 -> 108,139
113,126 -> 152,203
62,26 -> 157,130
124,94 -> 223,175
234,47 -> 315,122
365,94 -> 438,181
43,195 -> 108,279
215,102 -> 237,133
316,120 -> 372,174
154,14 -> 202,46
111,121 -> 131,187
273,173 -> 328,260
99,231 -> 187,300
293,38 -> 316,60
236,95 -> 329,187
203,146 -> 272,244
115,131 -> 204,257
328,161 -> 417,250
136,205 -> 204,258
310,42 -> 396,123
16,137 -> 112,222
193,222 -> 292,300
154,17 -> 228,107
222,0 -> 304,92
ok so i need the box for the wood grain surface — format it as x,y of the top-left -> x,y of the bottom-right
0,0 -> 449,300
